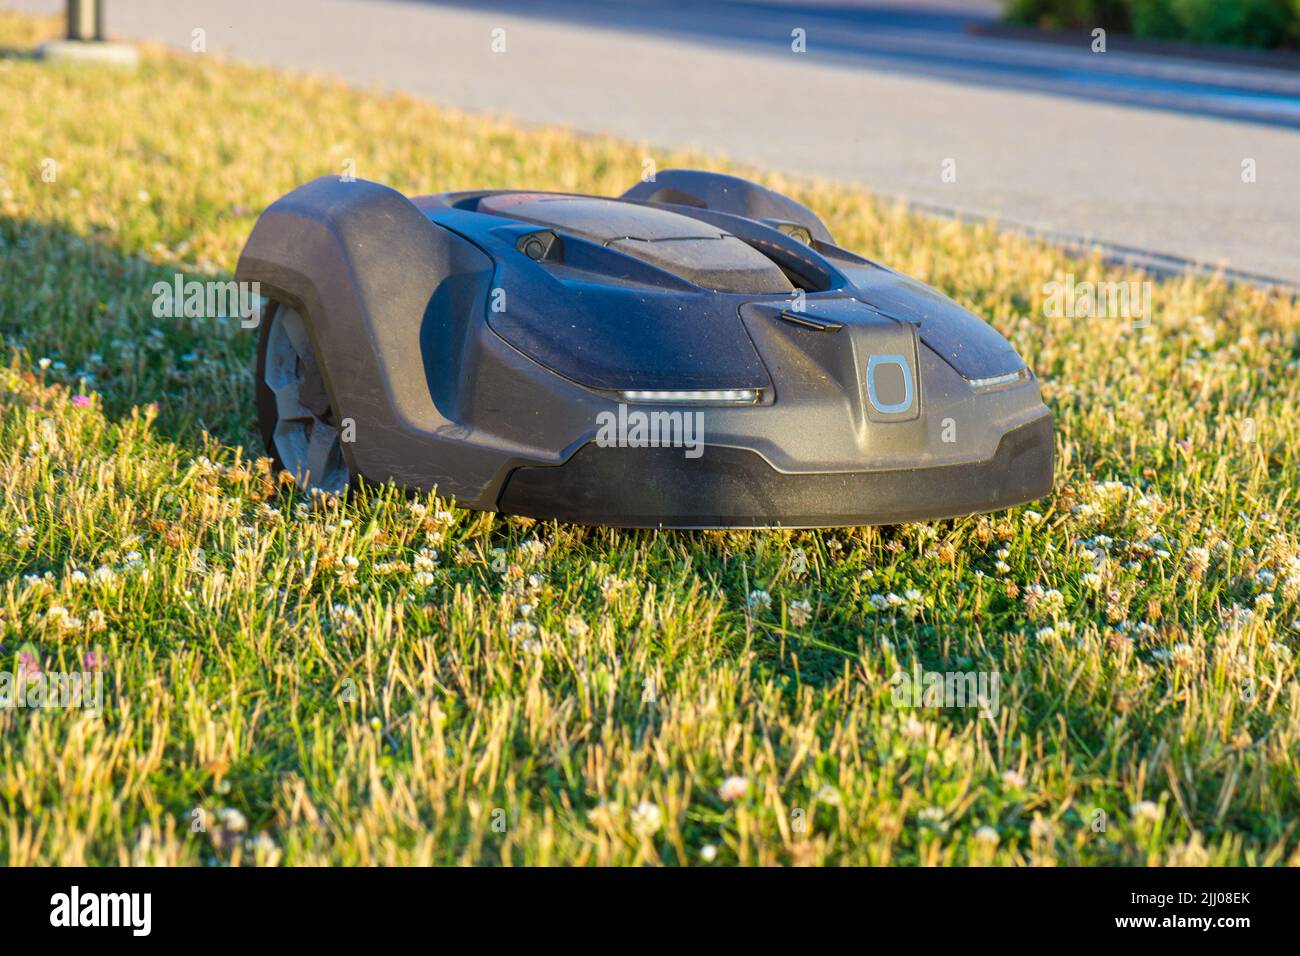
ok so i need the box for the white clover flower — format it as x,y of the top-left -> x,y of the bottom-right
1282,574 -> 1300,603
509,620 -> 537,640
600,575 -> 625,602
1024,584 -> 1065,619
218,807 -> 248,833
788,599 -> 812,627
918,806 -> 947,832
902,590 -> 924,620
1001,770 -> 1026,789
815,785 -> 841,805
974,825 -> 1000,846
718,776 -> 750,801
518,539 -> 546,561
869,593 -> 889,610
631,801 -> 662,837
1222,604 -> 1253,628
332,604 -> 361,629
565,614 -> 589,638
1082,572 -> 1103,590
244,832 -> 279,859
699,844 -> 718,862
788,547 -> 808,576
746,589 -> 771,611
15,525 -> 35,548
1131,800 -> 1160,823
412,571 -> 436,587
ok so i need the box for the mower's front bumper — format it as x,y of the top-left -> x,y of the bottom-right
496,412 -> 1053,529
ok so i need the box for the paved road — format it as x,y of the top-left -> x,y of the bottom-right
13,0 -> 1300,283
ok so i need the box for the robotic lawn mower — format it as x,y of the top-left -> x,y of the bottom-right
238,169 -> 1052,528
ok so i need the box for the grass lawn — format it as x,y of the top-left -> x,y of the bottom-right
1,11 -> 1298,866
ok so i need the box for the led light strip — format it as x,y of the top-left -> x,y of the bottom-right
619,389 -> 759,405
966,368 -> 1029,391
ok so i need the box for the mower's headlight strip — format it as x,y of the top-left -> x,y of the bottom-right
966,368 -> 1029,392
619,389 -> 760,405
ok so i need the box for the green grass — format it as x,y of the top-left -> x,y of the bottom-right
1,11 -> 1299,865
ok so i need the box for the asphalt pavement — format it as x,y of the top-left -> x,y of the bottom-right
10,0 -> 1300,283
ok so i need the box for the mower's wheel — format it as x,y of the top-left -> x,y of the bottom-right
255,301 -> 351,495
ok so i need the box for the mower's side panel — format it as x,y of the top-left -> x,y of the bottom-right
235,176 -> 503,498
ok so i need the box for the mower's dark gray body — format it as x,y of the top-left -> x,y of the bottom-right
237,170 -> 1052,527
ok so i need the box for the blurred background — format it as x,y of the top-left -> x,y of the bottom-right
11,0 -> 1300,283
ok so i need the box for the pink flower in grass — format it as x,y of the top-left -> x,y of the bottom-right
17,649 -> 41,678
71,395 -> 92,408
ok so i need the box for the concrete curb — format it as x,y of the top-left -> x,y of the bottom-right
38,38 -> 139,68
